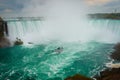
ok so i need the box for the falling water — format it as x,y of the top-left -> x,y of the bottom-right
6,19 -> 120,43
5,0 -> 120,43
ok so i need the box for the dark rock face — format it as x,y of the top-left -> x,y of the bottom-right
64,74 -> 93,80
0,17 -> 8,36
94,68 -> 120,80
0,17 -> 11,48
0,37 -> 11,48
94,43 -> 120,80
110,43 -> 120,61
0,17 -> 4,37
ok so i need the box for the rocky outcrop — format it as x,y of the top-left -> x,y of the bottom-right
0,17 -> 4,37
14,38 -> 23,45
94,43 -> 120,80
94,68 -> 120,80
64,74 -> 93,80
0,37 -> 11,48
0,17 -> 8,36
110,43 -> 120,61
0,17 -> 24,47
65,43 -> 120,80
0,17 -> 11,48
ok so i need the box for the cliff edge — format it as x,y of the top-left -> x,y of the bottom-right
0,17 -> 11,48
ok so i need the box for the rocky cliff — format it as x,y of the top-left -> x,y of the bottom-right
0,17 -> 11,48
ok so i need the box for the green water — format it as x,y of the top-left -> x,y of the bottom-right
0,41 -> 114,80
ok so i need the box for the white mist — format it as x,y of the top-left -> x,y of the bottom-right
7,0 -> 120,44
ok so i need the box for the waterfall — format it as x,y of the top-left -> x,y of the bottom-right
6,18 -> 120,43
89,20 -> 120,35
7,20 -> 45,43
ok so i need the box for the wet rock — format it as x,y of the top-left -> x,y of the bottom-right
0,17 -> 11,48
14,38 -> 23,45
94,43 -> 120,80
0,37 -> 11,48
0,17 -> 5,37
14,40 -> 23,45
64,74 -> 93,80
110,43 -> 120,61
94,68 -> 120,80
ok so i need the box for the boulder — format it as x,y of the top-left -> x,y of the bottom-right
0,37 -> 11,48
14,41 -> 23,45
14,38 -> 23,45
94,68 -> 120,80
110,43 -> 120,61
64,74 -> 93,80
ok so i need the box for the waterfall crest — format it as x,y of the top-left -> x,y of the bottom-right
6,18 -> 120,43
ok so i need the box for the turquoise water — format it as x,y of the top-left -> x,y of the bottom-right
0,41 -> 114,80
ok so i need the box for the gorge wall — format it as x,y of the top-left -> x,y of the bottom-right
0,17 -> 11,48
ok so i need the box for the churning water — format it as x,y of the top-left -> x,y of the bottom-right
0,41 -> 114,80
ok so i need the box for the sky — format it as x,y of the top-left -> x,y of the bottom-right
0,0 -> 120,17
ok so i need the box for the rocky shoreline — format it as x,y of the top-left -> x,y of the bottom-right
93,43 -> 120,80
94,68 -> 120,80
110,43 -> 120,61
65,43 -> 120,80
